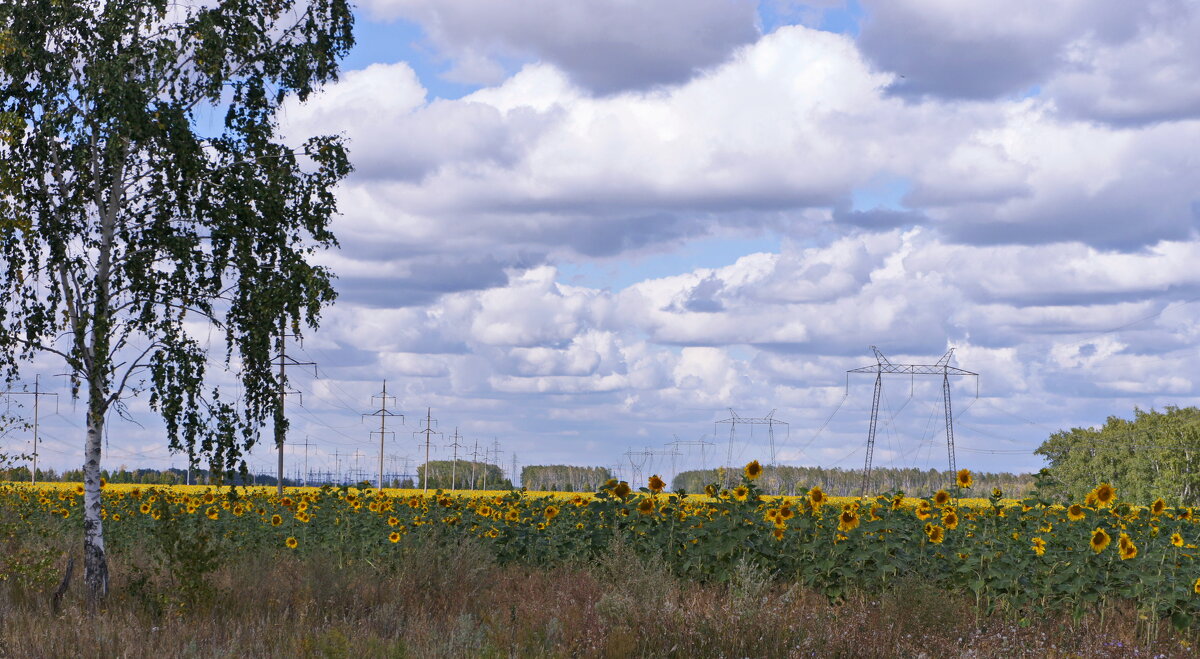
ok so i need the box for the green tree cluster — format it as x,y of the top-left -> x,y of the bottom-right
1035,406 -> 1200,505
416,460 -> 510,491
672,465 -> 1034,497
520,465 -> 612,492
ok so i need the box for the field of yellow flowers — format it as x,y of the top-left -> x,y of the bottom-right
4,463 -> 1200,628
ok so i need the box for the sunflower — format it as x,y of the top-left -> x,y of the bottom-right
1151,499 -> 1167,517
612,482 -> 632,499
387,516 -> 399,526
636,498 -> 654,515
956,469 -> 973,489
295,512 -> 310,523
388,531 -> 401,543
1031,537 -> 1046,556
915,501 -> 932,521
545,505 -> 561,520
933,490 -> 951,507
1180,508 -> 1195,521
779,505 -> 795,521
926,525 -> 945,544
271,514 -> 283,527
942,510 -> 959,530
280,497 -> 294,508
838,509 -> 860,532
1118,533 -> 1137,560
1084,491 -> 1098,507
1172,532 -> 1184,547
647,475 -> 666,493
1090,527 -> 1111,553
205,506 -> 219,521
772,527 -> 785,541
1194,577 -> 1200,595
111,513 -> 121,522
285,536 -> 298,549
733,486 -> 749,501
704,484 -> 719,498
74,485 -> 84,496
891,495 -> 905,511
808,486 -> 827,508
140,502 -> 152,515
991,487 -> 1003,499
1067,504 -> 1086,521
744,460 -> 763,481
1092,483 -> 1116,507
602,478 -> 618,491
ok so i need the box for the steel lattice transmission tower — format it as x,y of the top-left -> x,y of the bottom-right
847,346 -> 978,496
714,409 -> 789,488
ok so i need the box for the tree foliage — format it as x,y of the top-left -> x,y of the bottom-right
1035,406 -> 1200,505
0,0 -> 353,599
672,465 -> 1034,497
520,464 -> 612,492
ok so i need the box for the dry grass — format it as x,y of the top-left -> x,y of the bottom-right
1,536 -> 1195,658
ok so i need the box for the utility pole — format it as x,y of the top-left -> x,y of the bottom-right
1,374 -> 58,485
413,409 -> 442,494
714,410 -> 789,488
469,439 -> 482,490
363,381 -> 404,490
847,346 -> 979,495
300,436 -> 313,487
272,316 -> 316,495
488,438 -> 504,490
511,453 -> 518,489
333,450 -> 340,485
447,427 -> 464,491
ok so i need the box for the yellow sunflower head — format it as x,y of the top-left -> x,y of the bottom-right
285,536 -> 298,549
544,505 -> 560,520
991,487 -> 1003,499
1090,527 -> 1111,553
891,495 -> 905,511
779,505 -> 795,520
1092,483 -> 1116,507
1067,504 -> 1086,521
933,490 -> 951,507
388,531 -> 401,543
772,527 -> 785,541
1151,499 -> 1166,516
1118,533 -> 1137,560
807,486 -> 826,507
704,484 -> 718,498
1194,577 -> 1200,595
1172,532 -> 1184,547
744,460 -> 763,481
271,514 -> 283,526
647,475 -> 666,493
733,486 -> 749,501
942,510 -> 959,530
637,498 -> 654,515
1031,537 -> 1046,556
956,469 -> 973,489
838,509 -> 860,532
926,525 -> 945,544
612,482 -> 632,499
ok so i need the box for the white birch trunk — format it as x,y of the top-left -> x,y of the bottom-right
83,403 -> 108,601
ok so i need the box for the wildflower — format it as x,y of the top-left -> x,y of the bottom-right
1031,537 -> 1046,556
956,469 -> 973,489
544,505 -> 560,520
388,531 -> 401,543
140,502 -> 152,515
111,513 -> 121,522
933,490 -> 951,507
1151,499 -> 1166,517
285,536 -> 298,549
733,486 -> 749,501
1090,527 -> 1111,553
647,475 -> 666,493
808,486 -> 826,508
388,516 -> 399,526
205,506 -> 219,521
744,460 -> 763,481
281,497 -> 294,508
271,514 -> 283,527
1172,532 -> 1184,547
1067,504 -> 1086,521
1118,533 -> 1137,560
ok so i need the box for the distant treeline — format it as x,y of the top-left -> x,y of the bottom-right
0,466 -> 299,487
671,466 -> 1035,497
1036,406 -> 1200,506
520,465 -> 613,492
414,460 -> 511,490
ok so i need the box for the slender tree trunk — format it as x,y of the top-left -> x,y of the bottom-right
83,393 -> 109,603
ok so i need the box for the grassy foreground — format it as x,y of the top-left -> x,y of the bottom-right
1,537 -> 1196,658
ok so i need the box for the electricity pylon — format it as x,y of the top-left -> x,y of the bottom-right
363,380 -> 403,490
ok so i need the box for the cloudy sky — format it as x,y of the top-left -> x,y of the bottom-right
9,0 -> 1200,485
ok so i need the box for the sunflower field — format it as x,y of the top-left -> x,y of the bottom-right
3,463 -> 1200,629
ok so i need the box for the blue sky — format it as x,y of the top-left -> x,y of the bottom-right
8,0 -> 1200,489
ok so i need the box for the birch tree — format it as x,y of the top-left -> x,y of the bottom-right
0,0 -> 353,602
